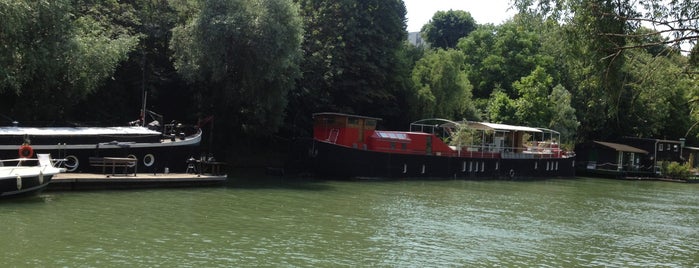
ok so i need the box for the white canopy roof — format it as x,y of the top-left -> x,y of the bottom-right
0,126 -> 161,136
467,122 -> 543,133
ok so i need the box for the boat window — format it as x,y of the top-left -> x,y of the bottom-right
365,120 -> 377,128
348,118 -> 359,127
659,144 -> 663,151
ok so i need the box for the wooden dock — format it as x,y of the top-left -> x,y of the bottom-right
48,173 -> 228,191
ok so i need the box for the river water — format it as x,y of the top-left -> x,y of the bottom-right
0,177 -> 697,267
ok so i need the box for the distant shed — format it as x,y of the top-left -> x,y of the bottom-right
576,141 -> 650,175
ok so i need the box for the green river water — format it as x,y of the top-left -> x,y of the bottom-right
0,177 -> 697,267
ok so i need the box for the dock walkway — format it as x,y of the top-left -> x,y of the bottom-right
49,173 -> 227,191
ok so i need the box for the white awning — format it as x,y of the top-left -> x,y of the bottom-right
467,122 -> 543,133
0,126 -> 161,136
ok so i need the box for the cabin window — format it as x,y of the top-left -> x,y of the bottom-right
401,143 -> 407,150
390,142 -> 396,150
659,144 -> 664,151
365,120 -> 377,128
348,118 -> 359,127
673,145 -> 678,152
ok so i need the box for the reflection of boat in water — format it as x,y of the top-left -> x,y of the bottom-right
0,154 -> 64,198
289,112 -> 576,179
0,119 -> 201,174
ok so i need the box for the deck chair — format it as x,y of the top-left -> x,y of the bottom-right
37,154 -> 53,171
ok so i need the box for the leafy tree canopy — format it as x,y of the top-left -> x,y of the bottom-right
411,49 -> 477,120
0,0 -> 139,121
421,10 -> 477,49
170,0 -> 303,136
291,0 -> 408,119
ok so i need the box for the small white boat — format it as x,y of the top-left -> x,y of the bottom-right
0,154 -> 65,198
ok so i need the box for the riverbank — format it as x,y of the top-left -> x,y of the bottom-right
616,176 -> 699,183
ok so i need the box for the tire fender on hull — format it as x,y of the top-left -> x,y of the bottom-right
64,155 -> 79,172
143,154 -> 155,167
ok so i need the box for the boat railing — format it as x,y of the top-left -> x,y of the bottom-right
579,161 -> 657,172
0,157 -> 66,168
0,157 -> 39,167
454,144 -> 570,159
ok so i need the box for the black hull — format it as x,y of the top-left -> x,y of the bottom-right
0,126 -> 202,174
289,139 -> 576,180
0,174 -> 53,198
0,146 -> 199,174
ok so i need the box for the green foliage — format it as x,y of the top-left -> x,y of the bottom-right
512,0 -> 698,142
513,66 -> 553,127
289,0 -> 408,124
171,0 -> 303,135
486,89 -> 517,124
548,84 -> 579,146
484,65 -> 579,143
622,48 -> 691,138
662,161 -> 692,179
70,1 -> 141,97
421,10 -> 477,49
447,122 -> 479,147
0,0 -> 139,121
457,17 -> 554,99
410,49 -> 477,120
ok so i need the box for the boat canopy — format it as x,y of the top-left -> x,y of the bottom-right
410,118 -> 543,134
593,141 -> 648,154
467,122 -> 542,133
0,126 -> 161,136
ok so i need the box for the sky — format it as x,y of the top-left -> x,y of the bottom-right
403,0 -> 517,32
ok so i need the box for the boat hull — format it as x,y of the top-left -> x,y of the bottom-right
0,132 -> 201,174
289,139 -> 576,179
0,171 -> 54,198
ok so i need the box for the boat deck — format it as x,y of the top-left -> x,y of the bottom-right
48,173 -> 227,191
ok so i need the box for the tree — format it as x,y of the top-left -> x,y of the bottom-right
486,89 -> 517,124
75,0 -> 194,125
506,66 -> 579,144
410,49 -> 477,119
510,1 -> 633,140
421,10 -> 477,49
513,66 -> 554,127
170,0 -> 303,136
623,48 -> 693,139
289,0 -> 408,124
0,0 -> 139,121
457,17 -> 554,99
548,84 -> 579,146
